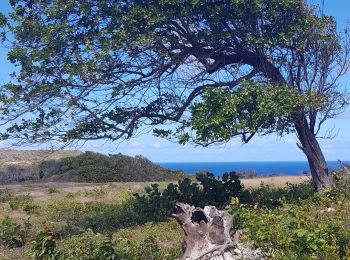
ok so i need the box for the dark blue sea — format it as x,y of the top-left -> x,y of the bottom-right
158,161 -> 348,176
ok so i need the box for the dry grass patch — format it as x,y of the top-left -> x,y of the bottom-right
241,175 -> 309,188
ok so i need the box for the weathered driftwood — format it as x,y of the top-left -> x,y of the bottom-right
172,202 -> 268,260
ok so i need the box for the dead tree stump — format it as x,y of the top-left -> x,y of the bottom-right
172,202 -> 267,260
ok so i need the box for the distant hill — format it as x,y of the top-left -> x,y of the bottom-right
0,150 -> 82,168
0,150 -> 185,184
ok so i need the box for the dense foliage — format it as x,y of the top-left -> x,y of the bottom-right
1,0 -> 347,144
0,217 -> 26,248
227,172 -> 350,259
134,172 -> 246,221
0,151 -> 185,184
39,152 -> 185,182
191,84 -> 321,144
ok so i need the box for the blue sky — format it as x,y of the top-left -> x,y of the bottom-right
0,0 -> 349,162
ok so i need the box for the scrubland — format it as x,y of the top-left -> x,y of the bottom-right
0,172 -> 349,259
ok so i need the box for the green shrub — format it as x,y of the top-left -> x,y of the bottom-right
45,197 -> 144,233
47,187 -> 59,194
115,236 -> 162,260
65,192 -> 75,199
34,221 -> 182,260
135,172 -> 246,222
31,226 -> 59,260
57,232 -> 116,260
57,231 -> 180,260
245,180 -> 315,208
334,166 -> 350,198
0,217 -> 26,248
226,189 -> 350,259
114,220 -> 184,260
0,191 -> 39,214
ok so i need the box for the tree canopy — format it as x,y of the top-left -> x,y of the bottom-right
0,0 -> 345,142
0,0 -> 349,189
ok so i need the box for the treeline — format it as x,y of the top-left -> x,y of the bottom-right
0,151 -> 185,184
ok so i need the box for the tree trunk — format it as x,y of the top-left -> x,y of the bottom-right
172,202 -> 267,260
295,119 -> 336,191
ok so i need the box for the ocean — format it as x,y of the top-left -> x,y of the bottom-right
158,161 -> 348,176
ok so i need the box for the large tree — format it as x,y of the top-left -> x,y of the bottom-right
0,0 -> 349,190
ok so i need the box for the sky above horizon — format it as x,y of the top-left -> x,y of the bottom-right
0,0 -> 349,162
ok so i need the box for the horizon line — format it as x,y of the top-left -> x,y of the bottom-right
156,160 -> 348,163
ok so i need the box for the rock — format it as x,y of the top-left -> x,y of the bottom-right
320,207 -> 336,213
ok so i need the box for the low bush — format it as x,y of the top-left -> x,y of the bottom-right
31,226 -> 59,260
115,236 -> 170,260
134,172 -> 246,222
45,197 -> 144,233
134,172 -> 315,222
0,190 -> 39,214
246,180 -> 315,208
0,217 -> 26,248
58,227 -> 181,260
114,220 -> 184,260
47,187 -> 59,194
226,188 -> 350,259
333,165 -> 350,198
57,232 -> 116,260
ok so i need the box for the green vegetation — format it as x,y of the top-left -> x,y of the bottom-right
31,227 -> 58,260
227,173 -> 350,259
47,187 -> 59,194
0,151 -> 186,184
0,190 -> 39,214
0,169 -> 349,259
45,198 -> 143,233
134,172 -> 246,222
40,152 -> 185,182
0,217 -> 26,248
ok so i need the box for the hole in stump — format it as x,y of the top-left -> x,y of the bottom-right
191,210 -> 208,224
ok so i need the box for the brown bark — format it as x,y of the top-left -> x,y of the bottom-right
295,119 -> 336,191
172,202 -> 267,260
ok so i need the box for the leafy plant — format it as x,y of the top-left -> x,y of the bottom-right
31,226 -> 59,260
246,180 -> 315,208
45,196 -> 143,232
0,191 -> 39,214
0,217 -> 26,248
226,186 -> 350,259
57,232 -> 116,260
135,171 -> 247,221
